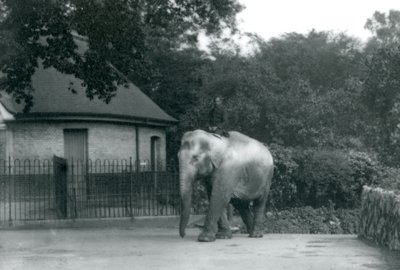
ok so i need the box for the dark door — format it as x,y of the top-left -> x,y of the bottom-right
151,136 -> 160,171
64,129 -> 88,162
53,155 -> 67,218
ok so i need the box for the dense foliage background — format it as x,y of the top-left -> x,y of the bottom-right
0,1 -> 399,217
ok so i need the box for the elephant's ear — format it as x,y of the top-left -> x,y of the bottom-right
204,137 -> 225,169
209,150 -> 224,169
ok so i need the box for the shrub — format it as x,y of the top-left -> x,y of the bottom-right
269,145 -> 380,209
359,187 -> 400,250
295,149 -> 352,208
268,144 -> 299,209
374,166 -> 400,192
297,149 -> 381,208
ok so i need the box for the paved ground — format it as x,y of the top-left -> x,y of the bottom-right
0,219 -> 399,270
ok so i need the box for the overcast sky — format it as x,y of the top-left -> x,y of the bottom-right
237,0 -> 400,41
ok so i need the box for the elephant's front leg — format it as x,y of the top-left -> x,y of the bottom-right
216,210 -> 232,239
198,183 -> 232,242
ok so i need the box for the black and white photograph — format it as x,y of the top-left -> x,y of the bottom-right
0,0 -> 400,269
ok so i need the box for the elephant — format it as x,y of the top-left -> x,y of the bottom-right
178,129 -> 274,242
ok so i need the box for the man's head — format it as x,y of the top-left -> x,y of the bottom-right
214,97 -> 222,106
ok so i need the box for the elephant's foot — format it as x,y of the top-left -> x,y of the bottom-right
198,231 -> 216,242
249,231 -> 263,238
216,230 -> 232,239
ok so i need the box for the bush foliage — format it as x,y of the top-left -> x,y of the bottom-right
359,187 -> 400,250
268,145 -> 381,210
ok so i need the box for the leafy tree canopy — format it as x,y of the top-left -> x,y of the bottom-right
179,30 -> 367,150
362,10 -> 400,165
365,10 -> 400,45
0,0 -> 242,111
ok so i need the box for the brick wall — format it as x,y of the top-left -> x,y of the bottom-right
10,122 -> 64,160
87,123 -> 137,160
6,121 -> 167,165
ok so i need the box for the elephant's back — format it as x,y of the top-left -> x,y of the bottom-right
228,132 -> 273,167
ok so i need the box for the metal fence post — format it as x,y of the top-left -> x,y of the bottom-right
8,156 -> 12,226
73,188 -> 77,218
129,157 -> 133,217
71,158 -> 75,218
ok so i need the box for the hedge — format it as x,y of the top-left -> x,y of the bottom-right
268,145 -> 380,209
359,186 -> 400,250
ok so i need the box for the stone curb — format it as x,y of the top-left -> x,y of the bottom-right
0,215 -> 205,230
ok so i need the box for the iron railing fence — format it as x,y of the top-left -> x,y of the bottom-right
0,157 -> 193,224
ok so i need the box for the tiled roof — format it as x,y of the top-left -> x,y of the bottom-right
0,65 -> 177,125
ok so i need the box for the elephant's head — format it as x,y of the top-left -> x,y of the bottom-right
178,130 -> 225,237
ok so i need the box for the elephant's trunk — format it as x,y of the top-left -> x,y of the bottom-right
179,168 -> 194,238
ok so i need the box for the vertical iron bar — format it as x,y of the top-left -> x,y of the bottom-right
1,161 -> 4,222
138,166 -> 141,216
147,171 -> 150,216
71,158 -> 74,218
31,160 -> 34,220
8,156 -> 12,225
112,163 -> 115,218
40,161 -> 43,219
38,160 -> 41,220
115,161 -> 118,218
107,182 -> 110,218
48,160 -> 51,219
33,160 -> 36,219
73,188 -> 77,218
116,161 -> 118,217
13,160 -> 17,221
41,161 -> 45,219
23,161 -> 27,220
129,157 -> 133,217
28,160 -> 32,220
87,160 -> 91,218
17,161 -> 20,221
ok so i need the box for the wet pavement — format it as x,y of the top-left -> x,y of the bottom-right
0,224 -> 399,270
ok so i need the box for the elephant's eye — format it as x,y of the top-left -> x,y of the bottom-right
192,155 -> 199,162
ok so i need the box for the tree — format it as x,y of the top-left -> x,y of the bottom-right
0,0 -> 243,111
365,10 -> 400,46
362,45 -> 400,165
258,31 -> 365,90
180,30 -> 367,149
254,31 -> 366,148
362,10 -> 400,165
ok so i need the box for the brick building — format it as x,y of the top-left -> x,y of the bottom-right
0,63 -> 177,169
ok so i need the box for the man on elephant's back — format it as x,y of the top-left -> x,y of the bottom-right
207,96 -> 236,228
208,97 -> 230,137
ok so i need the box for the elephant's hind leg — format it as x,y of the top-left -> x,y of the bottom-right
249,194 -> 268,238
231,199 -> 254,235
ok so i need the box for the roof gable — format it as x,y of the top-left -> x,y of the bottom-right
0,64 -> 177,125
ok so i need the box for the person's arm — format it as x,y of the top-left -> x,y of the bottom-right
221,108 -> 229,131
